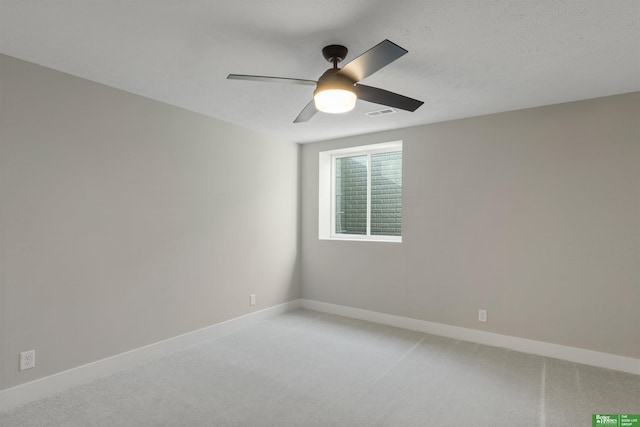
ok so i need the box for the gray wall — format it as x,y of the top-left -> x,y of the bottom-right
302,93 -> 640,359
0,54 -> 300,390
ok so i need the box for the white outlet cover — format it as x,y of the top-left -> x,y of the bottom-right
20,350 -> 35,371
478,309 -> 488,322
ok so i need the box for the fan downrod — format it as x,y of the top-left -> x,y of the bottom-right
322,45 -> 348,68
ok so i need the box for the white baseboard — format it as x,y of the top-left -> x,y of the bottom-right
0,300 -> 302,413
300,299 -> 640,376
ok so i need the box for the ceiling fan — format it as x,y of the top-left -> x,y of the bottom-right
227,39 -> 424,123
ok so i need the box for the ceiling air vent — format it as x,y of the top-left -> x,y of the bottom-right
365,107 -> 397,117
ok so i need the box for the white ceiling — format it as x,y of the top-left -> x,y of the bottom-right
1,1 -> 639,143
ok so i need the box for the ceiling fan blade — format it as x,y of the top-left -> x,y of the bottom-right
355,84 -> 424,112
337,40 -> 407,82
227,74 -> 317,86
293,100 -> 318,123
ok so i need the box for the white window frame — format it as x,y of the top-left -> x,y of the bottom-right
319,141 -> 402,242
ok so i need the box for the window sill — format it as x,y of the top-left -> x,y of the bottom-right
320,235 -> 402,243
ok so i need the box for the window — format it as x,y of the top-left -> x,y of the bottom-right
319,141 -> 402,242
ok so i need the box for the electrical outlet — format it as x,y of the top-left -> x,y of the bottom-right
478,309 -> 488,322
20,350 -> 35,371
249,294 -> 256,306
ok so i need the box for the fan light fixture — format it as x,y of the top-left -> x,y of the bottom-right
314,88 -> 357,114
313,89 -> 356,114
313,71 -> 357,114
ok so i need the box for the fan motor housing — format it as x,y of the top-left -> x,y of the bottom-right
314,68 -> 356,96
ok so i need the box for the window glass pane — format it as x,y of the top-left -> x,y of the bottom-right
335,155 -> 367,235
370,151 -> 402,236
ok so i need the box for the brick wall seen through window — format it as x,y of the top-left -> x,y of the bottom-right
334,150 -> 402,237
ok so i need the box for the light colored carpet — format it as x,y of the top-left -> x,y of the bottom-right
1,309 -> 638,426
